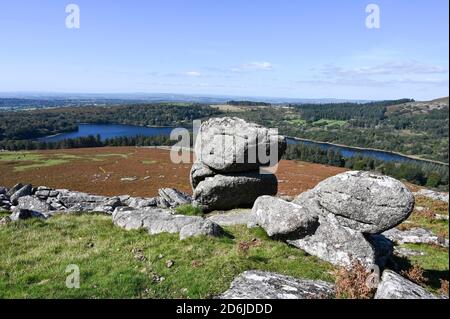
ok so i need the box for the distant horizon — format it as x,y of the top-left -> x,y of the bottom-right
0,90 -> 435,103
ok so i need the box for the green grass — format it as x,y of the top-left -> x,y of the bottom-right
175,204 -> 204,217
0,214 -> 334,299
13,159 -> 70,172
400,196 -> 450,238
95,154 -> 129,159
313,119 -> 348,127
0,211 -> 10,218
142,160 -> 158,165
395,243 -> 448,292
0,152 -> 44,162
286,118 -> 307,126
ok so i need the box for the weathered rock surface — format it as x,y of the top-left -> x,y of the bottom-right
195,117 -> 286,173
158,188 -> 191,208
17,196 -> 53,216
179,219 -> 223,240
250,196 -> 319,238
10,184 -> 33,205
220,270 -> 335,299
190,162 -> 216,189
414,189 -> 449,203
383,227 -> 449,248
287,214 -> 393,267
0,187 -> 7,195
207,209 -> 253,227
393,247 -> 426,257
6,183 -> 23,197
112,207 -> 223,240
375,270 -> 440,299
124,197 -> 157,209
293,171 -> 415,234
193,172 -> 277,212
10,207 -> 47,221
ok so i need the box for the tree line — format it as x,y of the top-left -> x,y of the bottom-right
284,143 -> 449,190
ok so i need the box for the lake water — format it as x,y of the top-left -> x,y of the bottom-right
39,124 -> 176,142
39,123 -> 445,166
286,137 -> 436,165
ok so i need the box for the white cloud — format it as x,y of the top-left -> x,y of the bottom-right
231,61 -> 274,72
184,71 -> 201,77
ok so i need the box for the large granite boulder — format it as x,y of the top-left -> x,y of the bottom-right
287,214 -> 393,267
375,270 -> 441,299
193,172 -> 277,212
195,117 -> 286,173
220,270 -> 335,299
294,171 -> 414,234
249,196 -> 319,239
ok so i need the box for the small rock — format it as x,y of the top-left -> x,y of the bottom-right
165,260 -> 174,268
220,270 -> 334,299
414,189 -> 449,203
250,196 -> 319,239
375,270 -> 441,299
383,227 -> 449,248
10,184 -> 33,205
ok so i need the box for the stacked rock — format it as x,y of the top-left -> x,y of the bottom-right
250,171 -> 415,267
191,117 -> 287,212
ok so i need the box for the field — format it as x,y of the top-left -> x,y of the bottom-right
0,147 -> 347,197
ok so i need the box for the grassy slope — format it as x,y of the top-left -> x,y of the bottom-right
0,214 -> 333,299
394,196 -> 449,293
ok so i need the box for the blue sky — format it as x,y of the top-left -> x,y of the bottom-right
0,0 -> 448,100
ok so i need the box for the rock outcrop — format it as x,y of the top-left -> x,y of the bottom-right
112,207 -> 222,240
249,171 -> 414,267
220,270 -> 335,299
191,117 -> 286,211
374,270 -> 441,299
0,184 -> 191,218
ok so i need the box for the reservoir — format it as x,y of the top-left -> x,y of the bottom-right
39,124 -> 447,166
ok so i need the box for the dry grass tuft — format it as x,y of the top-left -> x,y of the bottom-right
401,264 -> 427,286
333,260 -> 376,299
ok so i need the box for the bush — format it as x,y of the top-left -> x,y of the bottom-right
333,260 -> 377,299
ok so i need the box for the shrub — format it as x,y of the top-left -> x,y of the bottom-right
333,260 -> 377,299
401,264 -> 427,286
